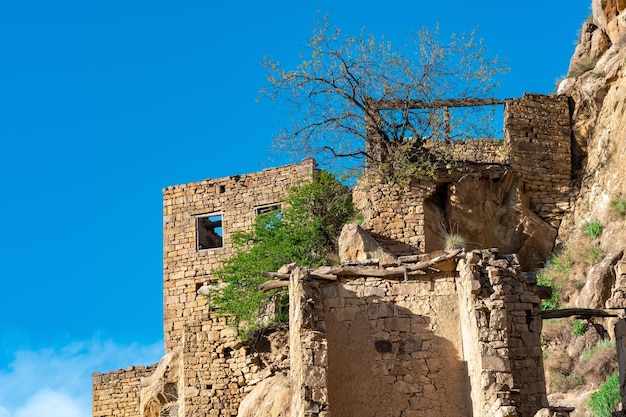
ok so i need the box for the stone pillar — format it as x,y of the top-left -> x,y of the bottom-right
289,267 -> 329,417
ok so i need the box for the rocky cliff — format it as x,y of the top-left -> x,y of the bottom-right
543,1 -> 626,413
558,0 -> 626,238
556,0 -> 626,310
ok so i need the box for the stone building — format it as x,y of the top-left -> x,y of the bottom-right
93,93 -> 574,417
93,158 -> 317,417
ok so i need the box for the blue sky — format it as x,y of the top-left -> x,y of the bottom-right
0,0 -> 589,415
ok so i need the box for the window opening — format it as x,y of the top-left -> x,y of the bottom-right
254,204 -> 282,229
254,203 -> 282,216
196,213 -> 223,250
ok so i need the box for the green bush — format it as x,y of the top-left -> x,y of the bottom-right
536,251 -> 573,310
581,339 -> 615,363
572,319 -> 588,336
208,171 -> 355,337
588,372 -> 620,417
610,197 -> 626,218
583,219 -> 603,239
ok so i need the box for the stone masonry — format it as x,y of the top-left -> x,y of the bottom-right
288,249 -> 547,417
93,158 -> 316,417
354,93 -> 572,255
93,93 -> 573,417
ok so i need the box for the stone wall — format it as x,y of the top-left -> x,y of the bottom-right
457,249 -> 547,417
352,179 -> 431,255
290,247 -> 547,417
179,321 -> 244,416
505,93 -> 572,228
92,365 -> 157,417
289,250 -> 547,417
356,93 -> 572,256
427,137 -> 508,165
162,157 -> 316,352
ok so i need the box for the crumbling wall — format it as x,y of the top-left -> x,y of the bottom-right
93,365 -> 157,417
179,321 -> 245,416
289,249 -> 547,417
427,137 -> 508,165
159,158 -> 315,416
505,93 -> 572,228
290,267 -> 470,417
352,179 -> 431,255
162,157 -> 316,352
457,249 -> 547,417
356,93 -> 571,255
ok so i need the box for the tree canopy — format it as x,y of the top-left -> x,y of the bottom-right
261,18 -> 508,181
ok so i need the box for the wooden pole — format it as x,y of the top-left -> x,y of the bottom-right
614,318 -> 626,412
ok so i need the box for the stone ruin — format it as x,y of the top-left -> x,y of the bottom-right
92,93 -> 603,417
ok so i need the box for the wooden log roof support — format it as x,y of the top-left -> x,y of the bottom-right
540,308 -> 626,320
366,97 -> 509,111
258,249 -> 462,293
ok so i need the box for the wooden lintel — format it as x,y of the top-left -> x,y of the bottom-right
540,308 -> 625,320
370,98 -> 507,111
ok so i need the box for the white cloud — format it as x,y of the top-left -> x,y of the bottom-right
14,389 -> 83,417
0,337 -> 163,417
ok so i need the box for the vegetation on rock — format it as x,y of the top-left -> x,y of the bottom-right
588,372 -> 620,417
583,219 -> 603,239
610,196 -> 626,218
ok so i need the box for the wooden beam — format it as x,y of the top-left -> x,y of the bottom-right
258,280 -> 289,293
540,308 -> 624,319
311,249 -> 461,278
369,98 -> 507,111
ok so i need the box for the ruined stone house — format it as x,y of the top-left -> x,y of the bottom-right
92,93 -> 577,417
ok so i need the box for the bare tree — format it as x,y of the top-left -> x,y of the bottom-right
261,17 -> 508,181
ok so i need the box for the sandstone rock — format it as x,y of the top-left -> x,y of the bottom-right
237,372 -> 291,417
559,0 -> 626,244
424,172 -> 557,270
139,349 -> 181,417
338,223 -> 397,265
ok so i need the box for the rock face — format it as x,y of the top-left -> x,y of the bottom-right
423,172 -> 557,271
139,349 -> 181,417
558,0 -> 626,236
557,0 -> 626,310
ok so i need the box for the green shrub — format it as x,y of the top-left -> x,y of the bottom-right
572,319 -> 588,336
588,372 -> 620,417
610,197 -> 626,218
581,339 -> 615,363
583,219 -> 603,239
208,171 -> 355,337
537,270 -> 561,311
536,251 -> 573,310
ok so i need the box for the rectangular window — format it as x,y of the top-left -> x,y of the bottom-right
255,203 -> 282,216
196,213 -> 223,250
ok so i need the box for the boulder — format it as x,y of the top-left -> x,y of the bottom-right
237,372 -> 291,417
338,223 -> 397,266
